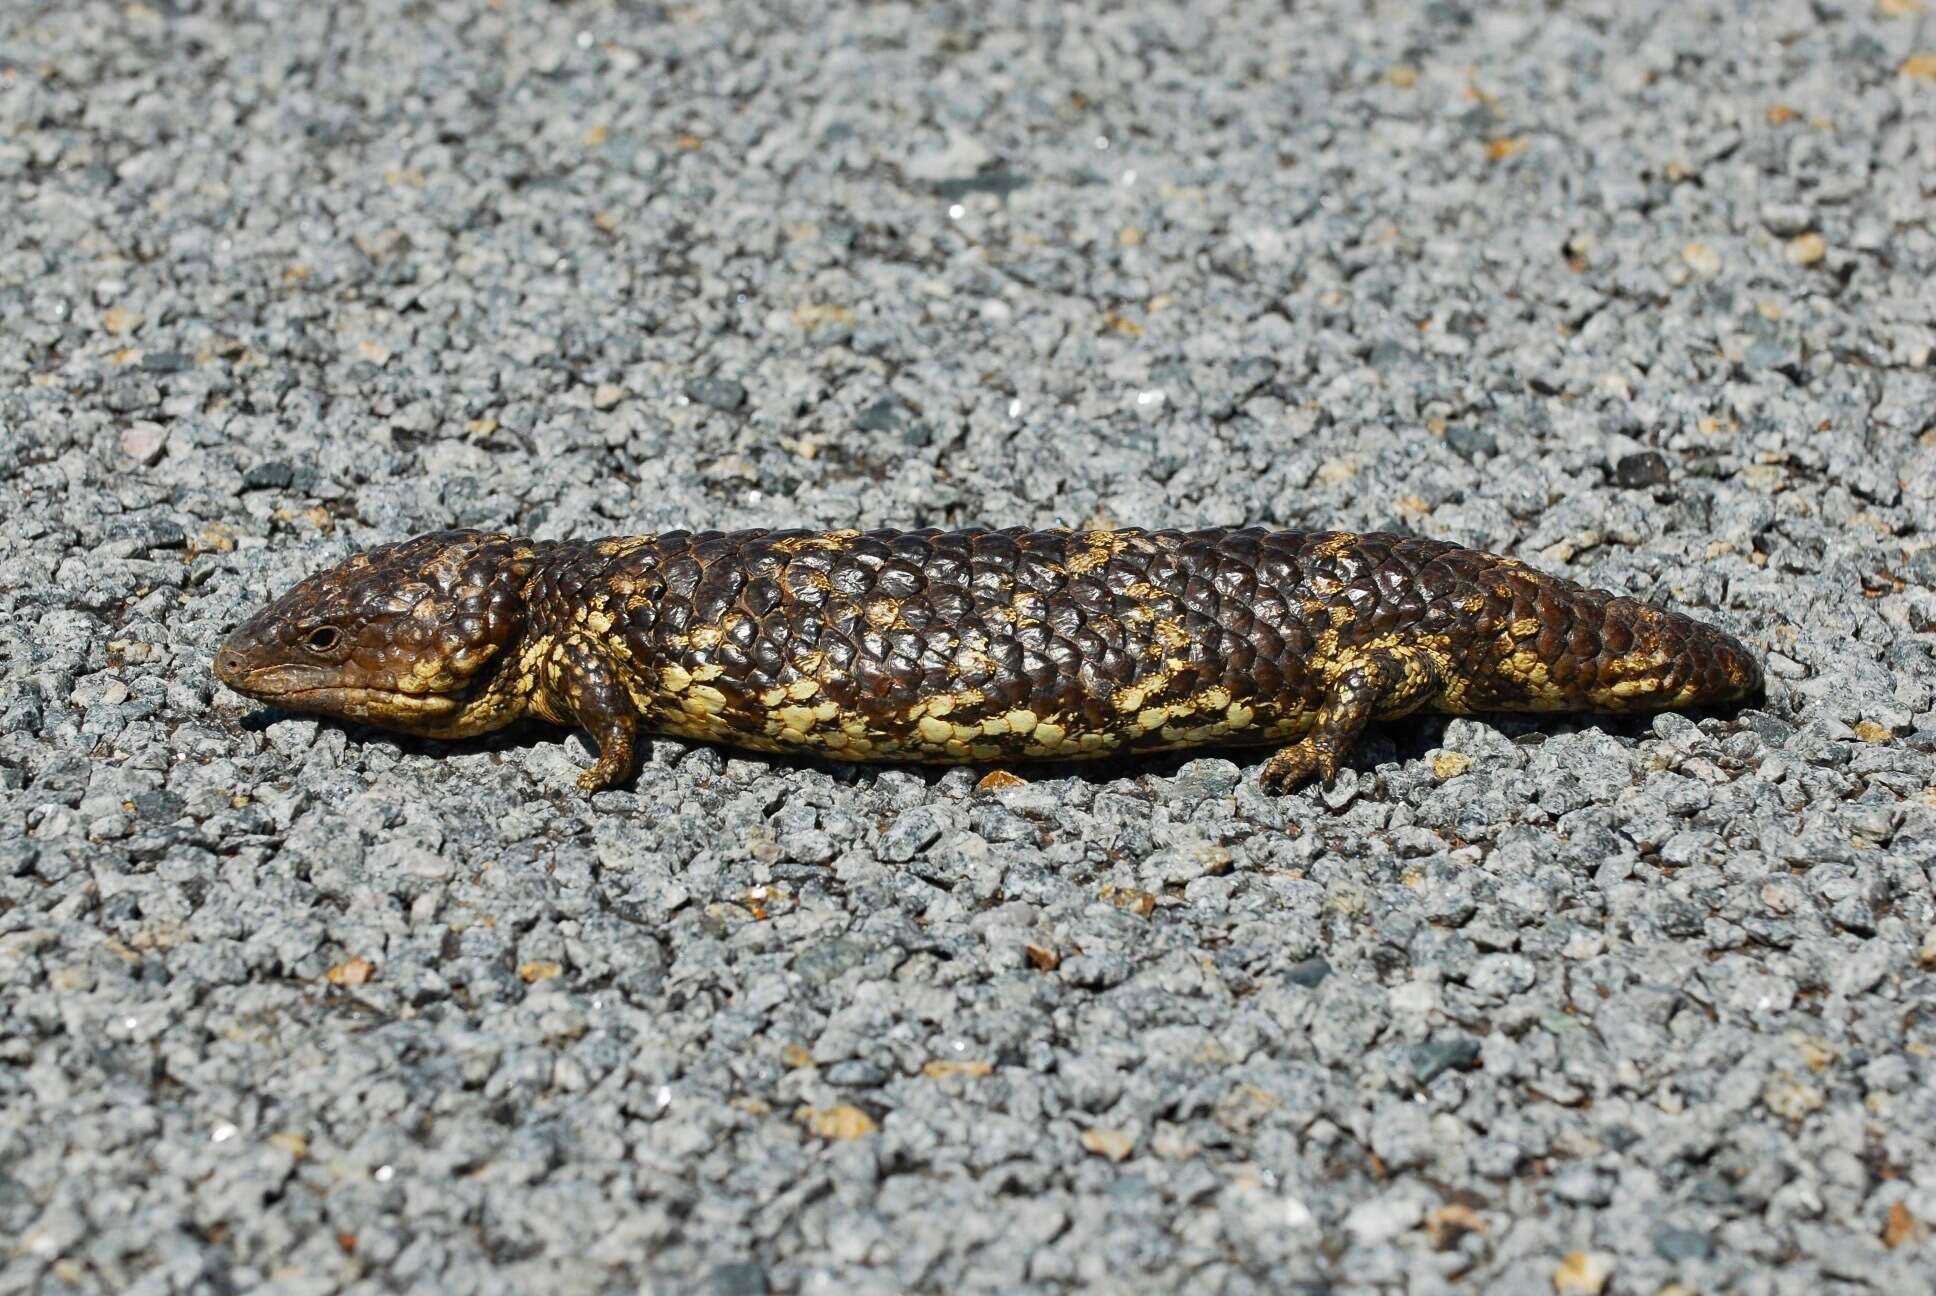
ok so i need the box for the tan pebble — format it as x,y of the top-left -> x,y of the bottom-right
1763,1073 -> 1825,1120
356,339 -> 392,365
796,1104 -> 876,1139
1786,232 -> 1827,266
1853,720 -> 1892,743
1025,942 -> 1060,971
976,770 -> 1027,792
792,302 -> 853,329
324,956 -> 375,986
1883,1200 -> 1931,1249
1080,1127 -> 1135,1162
1551,1251 -> 1613,1295
195,522 -> 236,553
1901,52 -> 1936,79
1797,1036 -> 1837,1072
101,306 -> 144,336
1431,751 -> 1473,780
921,1059 -> 993,1079
592,383 -> 626,410
1425,1203 -> 1487,1249
517,960 -> 563,983
267,1132 -> 309,1159
1681,243 -> 1722,278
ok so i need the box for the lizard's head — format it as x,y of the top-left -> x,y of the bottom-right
214,530 -> 540,737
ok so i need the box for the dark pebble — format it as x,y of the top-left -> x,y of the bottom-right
1652,1228 -> 1715,1262
1285,956 -> 1333,988
856,398 -> 904,433
112,517 -> 187,550
1740,711 -> 1796,747
710,1262 -> 770,1296
879,807 -> 942,863
131,790 -> 187,820
932,171 -> 1029,199
1408,1036 -> 1481,1084
1,840 -> 40,877
794,938 -> 873,985
242,461 -> 295,490
1614,451 -> 1670,488
1444,425 -> 1498,461
1369,340 -> 1417,371
685,376 -> 748,411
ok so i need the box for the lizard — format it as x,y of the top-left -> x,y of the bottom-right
213,526 -> 1764,794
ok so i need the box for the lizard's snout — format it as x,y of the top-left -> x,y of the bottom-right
214,644 -> 248,688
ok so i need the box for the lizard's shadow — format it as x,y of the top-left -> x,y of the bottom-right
238,708 -> 559,764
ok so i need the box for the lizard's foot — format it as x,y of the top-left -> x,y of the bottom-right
1258,737 -> 1342,794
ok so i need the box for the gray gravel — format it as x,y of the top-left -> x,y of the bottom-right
4,0 -> 1936,1292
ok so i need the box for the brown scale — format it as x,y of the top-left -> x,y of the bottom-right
214,527 -> 1765,794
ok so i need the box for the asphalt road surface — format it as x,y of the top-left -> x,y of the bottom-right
3,1 -> 1934,1292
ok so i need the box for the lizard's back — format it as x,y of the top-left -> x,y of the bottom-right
568,526 -> 1476,762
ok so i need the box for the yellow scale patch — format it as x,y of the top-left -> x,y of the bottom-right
596,536 -> 657,559
769,530 -> 860,555
1066,531 -> 1129,574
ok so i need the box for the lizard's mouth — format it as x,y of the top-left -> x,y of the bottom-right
271,685 -> 462,720
216,659 -> 462,723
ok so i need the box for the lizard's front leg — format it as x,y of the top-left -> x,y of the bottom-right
541,634 -> 641,791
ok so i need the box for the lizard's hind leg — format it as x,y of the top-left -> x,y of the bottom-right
1258,647 -> 1443,793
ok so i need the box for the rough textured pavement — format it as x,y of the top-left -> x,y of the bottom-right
4,1 -> 1936,1292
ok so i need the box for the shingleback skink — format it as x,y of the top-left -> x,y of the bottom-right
213,526 -> 1764,793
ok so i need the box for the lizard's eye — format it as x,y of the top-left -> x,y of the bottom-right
304,625 -> 342,654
